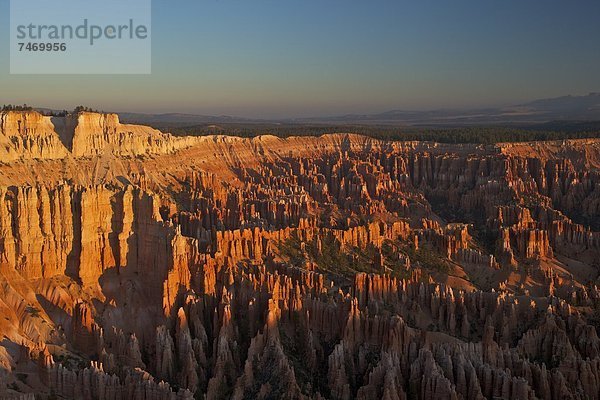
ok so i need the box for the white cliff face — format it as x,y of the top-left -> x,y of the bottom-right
0,111 -> 199,161
0,111 -> 69,162
70,112 -> 198,157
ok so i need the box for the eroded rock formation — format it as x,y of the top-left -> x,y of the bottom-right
1,110 -> 600,399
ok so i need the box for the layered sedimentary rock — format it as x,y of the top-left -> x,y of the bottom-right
1,111 -> 600,399
0,111 -> 69,161
0,111 -> 198,162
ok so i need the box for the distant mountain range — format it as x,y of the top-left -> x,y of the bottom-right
34,93 -> 600,128
118,112 -> 261,126
293,93 -> 600,126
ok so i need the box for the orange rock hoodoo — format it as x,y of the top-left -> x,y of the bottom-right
0,111 -> 600,399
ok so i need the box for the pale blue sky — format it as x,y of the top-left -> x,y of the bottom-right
1,0 -> 599,118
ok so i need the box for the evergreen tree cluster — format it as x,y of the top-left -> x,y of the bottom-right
159,122 -> 600,145
73,105 -> 100,114
1,104 -> 33,111
1,105 -> 101,116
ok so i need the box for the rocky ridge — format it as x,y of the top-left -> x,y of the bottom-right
0,111 -> 599,399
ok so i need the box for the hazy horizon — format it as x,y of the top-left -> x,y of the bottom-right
1,91 -> 598,122
1,0 -> 599,119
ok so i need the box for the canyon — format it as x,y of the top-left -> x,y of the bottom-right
0,110 -> 600,399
